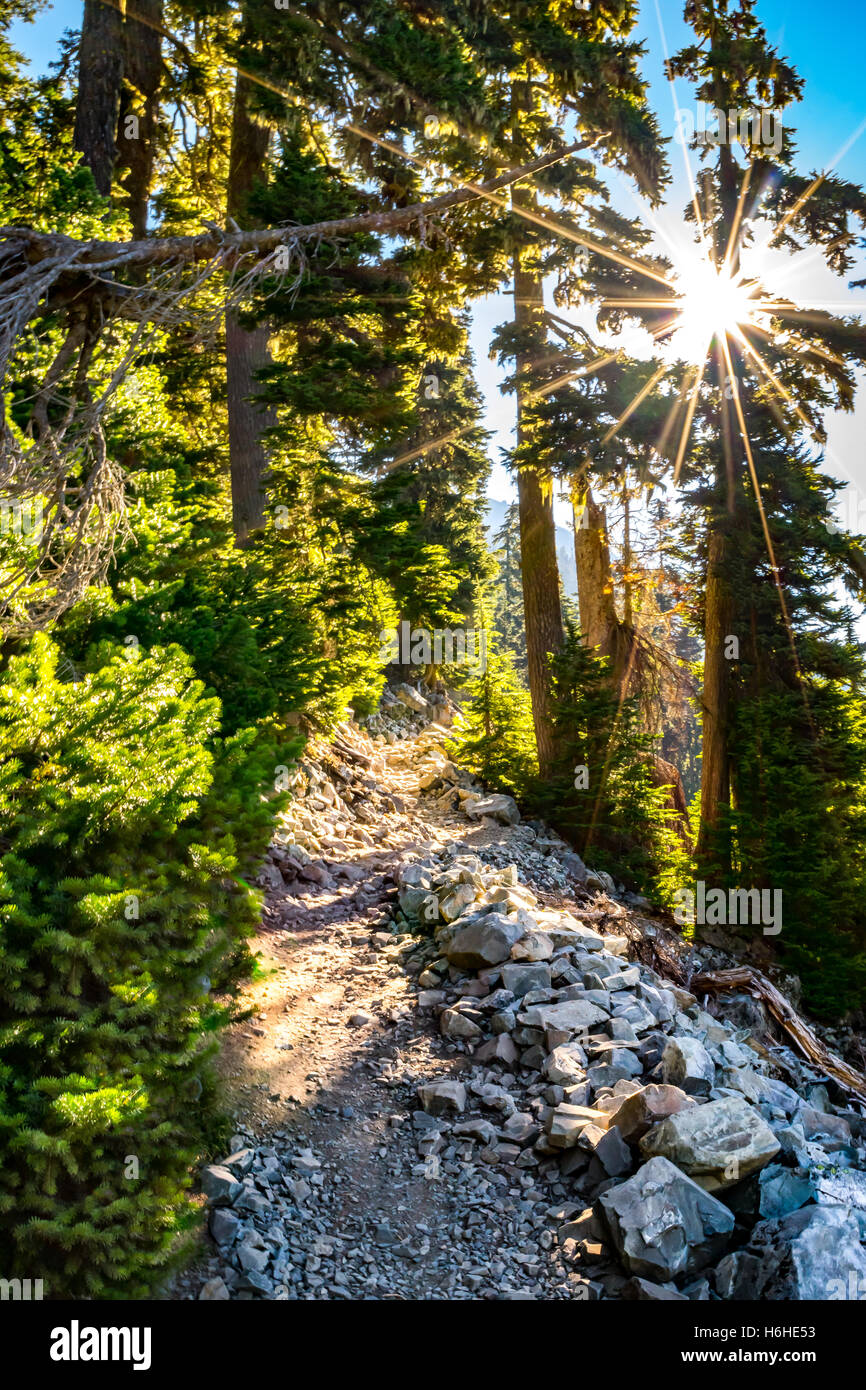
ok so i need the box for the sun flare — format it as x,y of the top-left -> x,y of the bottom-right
670,253 -> 758,361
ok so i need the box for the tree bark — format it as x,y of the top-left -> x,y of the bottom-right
574,485 -> 617,656
225,73 -> 274,546
117,0 -> 163,239
697,523 -> 734,873
513,262 -> 564,775
573,482 -> 632,699
2,145 -> 585,276
73,0 -> 126,196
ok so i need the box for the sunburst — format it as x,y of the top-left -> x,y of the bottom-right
146,0 -> 864,598
667,251 -> 762,363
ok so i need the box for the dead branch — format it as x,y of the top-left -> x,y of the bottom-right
0,142 -> 592,631
691,965 -> 866,1103
0,141 -> 587,282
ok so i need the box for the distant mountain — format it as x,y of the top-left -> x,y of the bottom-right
484,498 -> 577,598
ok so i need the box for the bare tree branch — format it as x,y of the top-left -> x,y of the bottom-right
0,141 -> 593,631
0,141 -> 589,278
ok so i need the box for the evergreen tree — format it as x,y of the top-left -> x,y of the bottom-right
663,0 -> 866,1008
539,626 -> 689,903
491,501 -> 527,672
0,635 -> 291,1296
447,633 -> 537,799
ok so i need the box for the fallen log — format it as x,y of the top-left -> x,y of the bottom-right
690,966 -> 866,1104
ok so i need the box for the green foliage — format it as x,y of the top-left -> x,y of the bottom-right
490,502 -> 527,672
726,682 -> 866,1017
538,629 -> 689,905
0,635 -> 290,1297
447,636 -> 537,798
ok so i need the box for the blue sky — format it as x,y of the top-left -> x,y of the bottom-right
12,1 -> 866,522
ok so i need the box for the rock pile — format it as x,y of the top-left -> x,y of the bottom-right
194,692 -> 866,1301
366,683 -> 455,741
385,845 -> 866,1299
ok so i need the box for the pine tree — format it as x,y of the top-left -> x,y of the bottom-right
538,626 -> 689,904
447,634 -> 537,799
491,502 -> 527,672
662,0 -> 866,1007
0,635 -> 291,1295
468,5 -> 667,774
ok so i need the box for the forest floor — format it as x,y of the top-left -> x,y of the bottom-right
169,719 -> 623,1300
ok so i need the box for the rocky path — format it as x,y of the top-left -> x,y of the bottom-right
172,712 -> 618,1301
171,696 -> 866,1303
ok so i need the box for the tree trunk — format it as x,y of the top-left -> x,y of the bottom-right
226,72 -> 274,546
622,483 -> 634,627
73,0 -> 126,196
573,482 -> 632,700
513,263 -> 563,775
697,523 -> 733,874
695,7 -> 742,878
117,0 -> 163,239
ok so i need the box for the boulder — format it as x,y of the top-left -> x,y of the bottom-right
661,1036 -> 715,1096
599,1155 -> 735,1281
453,1118 -> 497,1145
417,1079 -> 466,1115
399,884 -> 438,921
640,1095 -> 780,1190
463,793 -> 521,825
236,1236 -> 269,1273
200,1164 -> 242,1206
222,1148 -> 255,1178
438,883 -> 478,922
395,682 -> 430,714
501,961 -> 552,997
199,1277 -> 231,1301
585,869 -> 617,895
209,1208 -> 240,1246
585,1125 -> 633,1178
474,1034 -> 519,1068
545,1042 -> 588,1085
445,913 -> 525,969
714,1205 -> 866,1301
548,1104 -> 611,1149
520,998 -> 609,1034
623,1277 -> 689,1301
439,1008 -> 483,1041
611,1084 -> 694,1144
797,1104 -> 852,1148
559,850 -> 588,882
510,930 -> 554,962
725,1164 -> 814,1222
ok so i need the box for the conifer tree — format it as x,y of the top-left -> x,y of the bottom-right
447,632 -> 537,799
663,0 -> 866,1006
538,625 -> 688,902
492,502 -> 527,672
0,636 -> 289,1295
